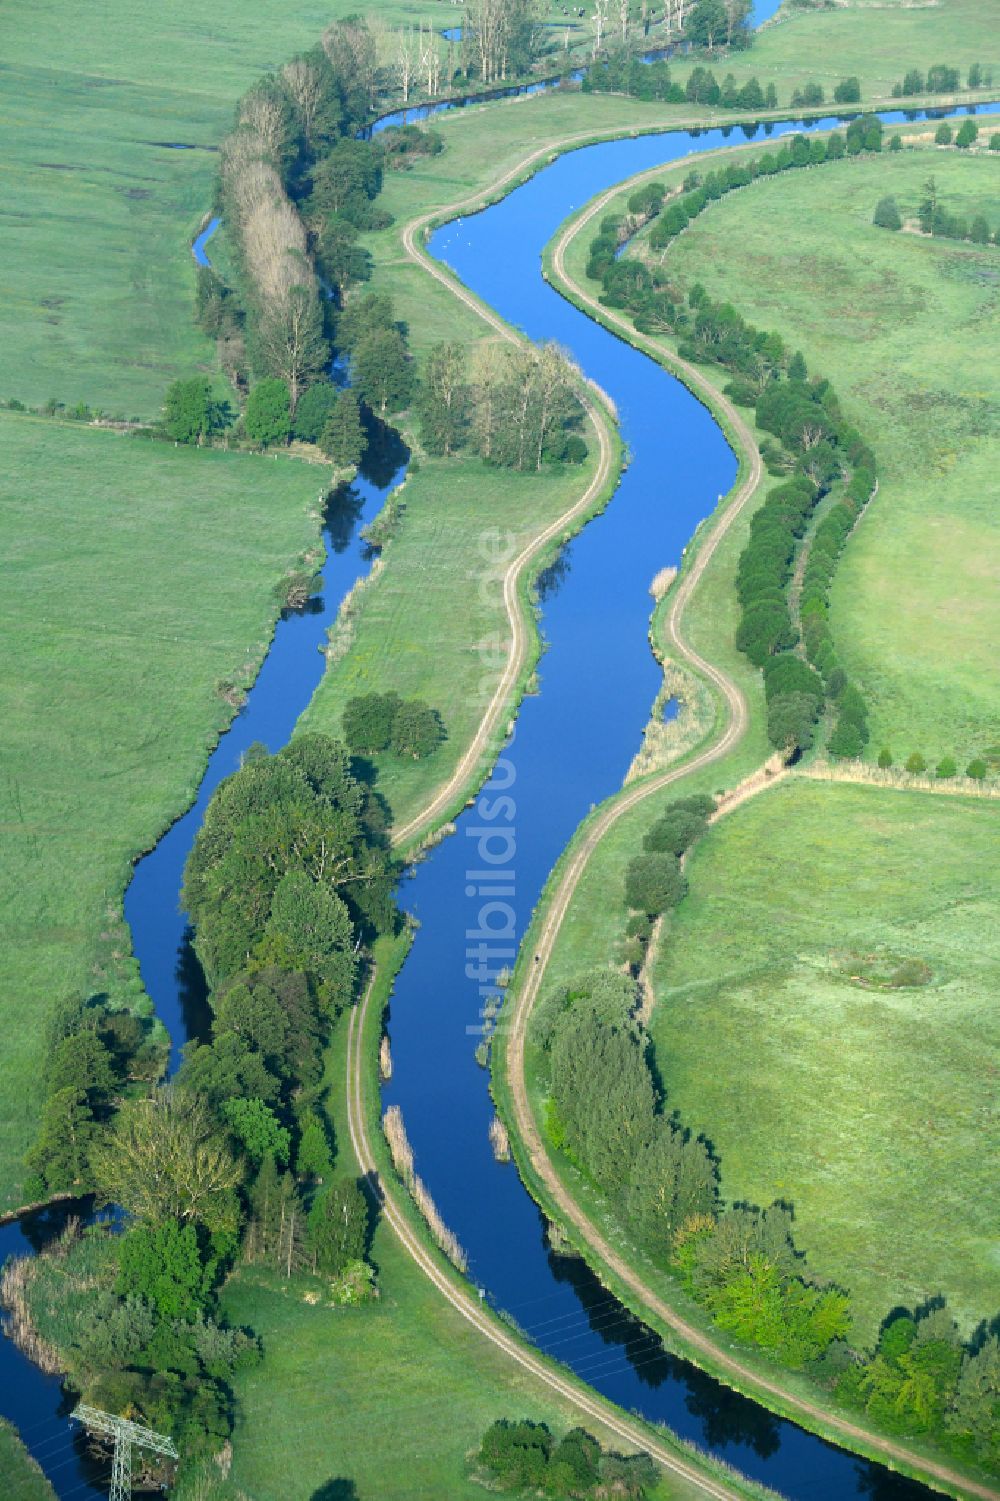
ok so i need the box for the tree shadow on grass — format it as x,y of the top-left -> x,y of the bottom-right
311,1481 -> 359,1500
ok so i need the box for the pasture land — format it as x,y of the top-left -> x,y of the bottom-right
662,145 -> 1000,764
650,778 -> 1000,1342
0,413 -> 317,1208
670,0 -> 998,102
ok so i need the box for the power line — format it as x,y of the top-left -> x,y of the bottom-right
71,1405 -> 178,1501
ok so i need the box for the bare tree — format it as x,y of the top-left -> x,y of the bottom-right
281,56 -> 325,147
395,26 -> 416,102
237,80 -> 291,165
617,0 -> 631,47
591,0 -> 609,58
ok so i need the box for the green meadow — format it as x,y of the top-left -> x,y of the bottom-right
663,144 -> 1000,764
0,413 -> 318,1208
670,0 -> 997,102
650,778 -> 1000,1343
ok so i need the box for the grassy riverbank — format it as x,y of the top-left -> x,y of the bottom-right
660,142 -> 1000,765
0,1421 -> 56,1501
0,413 -> 318,1209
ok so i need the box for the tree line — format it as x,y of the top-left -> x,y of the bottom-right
19,734 -> 397,1466
587,125 -> 890,761
533,797 -> 1000,1464
582,53 -> 866,110
891,62 -> 992,97
538,965 -> 851,1368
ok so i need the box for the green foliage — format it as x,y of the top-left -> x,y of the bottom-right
25,1085 -> 96,1192
418,341 -> 471,457
642,802 -> 710,857
245,379 -> 291,448
320,389 -> 366,468
222,1097 -> 291,1164
935,122 -> 953,146
955,119 -> 978,149
93,1089 -> 242,1234
164,377 -> 229,444
342,692 -> 445,760
877,746 -> 893,769
351,327 -> 414,417
874,196 -> 902,231
307,1177 -> 369,1274
906,752 -> 927,774
295,1108 -> 334,1181
182,734 -> 395,992
676,1204 -> 851,1366
390,699 -> 445,759
117,1221 -> 210,1319
625,851 -> 687,915
549,1002 -> 654,1195
966,757 -> 988,780
477,1417 -> 655,1496
291,381 -> 337,443
625,1118 -> 717,1264
935,755 -> 957,779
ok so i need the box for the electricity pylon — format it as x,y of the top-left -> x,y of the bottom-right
72,1403 -> 178,1501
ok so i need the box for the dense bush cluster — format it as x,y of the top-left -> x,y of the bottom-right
342,691 -> 446,759
477,1418 -> 657,1496
586,130 -> 886,759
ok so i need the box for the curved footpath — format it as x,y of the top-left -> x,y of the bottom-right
350,124 -> 997,1501
502,166 -> 1000,1501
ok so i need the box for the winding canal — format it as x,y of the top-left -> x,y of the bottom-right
1,84 -> 991,1500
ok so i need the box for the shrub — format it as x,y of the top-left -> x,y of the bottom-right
833,77 -> 861,104
245,379 -> 291,448
391,700 -> 445,759
625,852 -> 687,915
877,746 -> 893,769
874,196 -> 902,231
935,123 -> 953,146
966,758 -> 988,780
906,752 -> 927,774
991,134 -> 1000,151
889,133 -> 903,152
936,755 -> 957,779
955,119 -> 978,149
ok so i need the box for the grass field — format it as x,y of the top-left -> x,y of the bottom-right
649,778 -> 1000,1343
660,144 -> 1000,765
0,1421 -> 56,1501
671,0 -> 998,105
0,413 -> 318,1209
